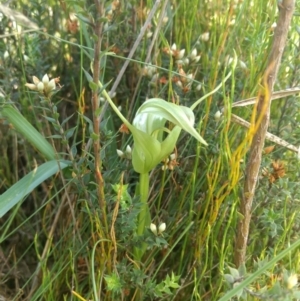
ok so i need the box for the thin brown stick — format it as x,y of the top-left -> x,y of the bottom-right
234,0 -> 295,267
231,113 -> 299,153
98,0 -> 162,122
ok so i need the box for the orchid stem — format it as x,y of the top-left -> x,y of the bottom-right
135,172 -> 151,261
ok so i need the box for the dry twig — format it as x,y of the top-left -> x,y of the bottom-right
234,0 -> 295,267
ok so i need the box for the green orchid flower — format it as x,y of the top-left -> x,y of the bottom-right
130,98 -> 207,173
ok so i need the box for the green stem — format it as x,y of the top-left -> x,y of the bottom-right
135,172 -> 151,262
137,172 -> 150,236
190,70 -> 232,111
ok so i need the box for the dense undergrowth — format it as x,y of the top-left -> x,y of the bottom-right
1,0 -> 300,300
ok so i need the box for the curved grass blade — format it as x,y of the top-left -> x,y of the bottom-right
2,106 -> 56,160
0,160 -> 71,217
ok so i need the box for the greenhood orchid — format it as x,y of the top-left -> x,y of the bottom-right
130,98 -> 207,173
97,80 -> 207,174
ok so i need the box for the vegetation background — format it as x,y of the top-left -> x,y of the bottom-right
1,0 -> 300,300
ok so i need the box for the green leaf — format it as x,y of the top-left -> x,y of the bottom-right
228,267 -> 240,279
2,106 -> 56,160
82,68 -> 93,82
61,114 -> 75,127
65,126 -> 77,140
104,272 -> 123,292
219,237 -> 300,301
89,81 -> 98,91
0,160 -> 71,217
224,274 -> 235,284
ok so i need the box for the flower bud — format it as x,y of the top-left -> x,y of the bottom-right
171,43 -> 177,51
271,22 -> 277,29
214,110 -> 222,121
47,79 -> 56,91
146,31 -> 153,38
175,80 -> 183,88
126,145 -> 132,154
25,83 -> 37,91
42,74 -> 49,85
33,76 -> 40,85
177,49 -> 185,59
196,83 -> 202,91
170,153 -> 176,160
239,60 -> 247,70
158,223 -> 166,234
287,274 -> 298,289
37,82 -> 44,92
194,55 -> 201,63
183,58 -> 189,65
117,149 -> 124,158
190,48 -> 197,60
4,51 -> 9,59
150,223 -> 157,235
186,73 -> 194,82
200,32 -> 210,41
125,145 -> 132,159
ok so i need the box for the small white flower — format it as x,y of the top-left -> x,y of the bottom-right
177,48 -> 185,59
170,153 -> 176,160
150,223 -> 157,235
200,32 -> 210,41
214,110 -> 222,121
125,145 -> 132,159
25,74 -> 59,97
287,274 -> 298,289
194,55 -> 201,63
271,22 -> 277,29
142,64 -> 157,77
190,48 -> 197,60
239,60 -> 247,70
186,73 -> 194,82
171,43 -> 177,51
183,58 -> 189,65
3,50 -> 9,59
158,223 -> 166,234
176,59 -> 183,66
196,83 -> 202,91
126,145 -> 132,154
147,31 -> 153,38
175,80 -> 183,88
161,165 -> 169,171
117,149 -> 124,158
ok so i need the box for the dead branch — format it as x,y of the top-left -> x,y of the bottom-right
234,0 -> 295,267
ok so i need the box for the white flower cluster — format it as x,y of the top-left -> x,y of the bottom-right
25,74 -> 58,97
150,222 -> 166,235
